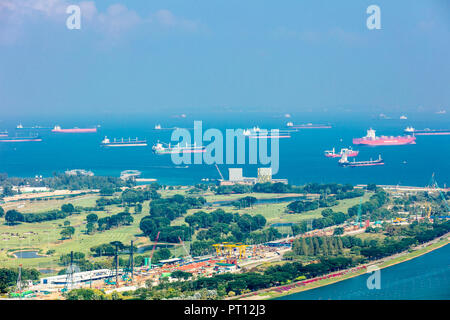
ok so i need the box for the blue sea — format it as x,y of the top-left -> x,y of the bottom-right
0,111 -> 449,186
277,243 -> 450,300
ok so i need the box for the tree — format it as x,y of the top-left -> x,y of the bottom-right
61,203 -> 75,213
333,227 -> 344,236
60,226 -> 75,239
64,220 -> 71,226
5,210 -> 24,225
86,213 -> 98,224
86,222 -> 96,234
0,206 -> 4,218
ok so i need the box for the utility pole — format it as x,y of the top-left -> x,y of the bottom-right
115,245 -> 119,288
130,240 -> 134,281
17,264 -> 22,299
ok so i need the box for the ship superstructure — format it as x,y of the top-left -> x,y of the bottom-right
325,147 -> 359,158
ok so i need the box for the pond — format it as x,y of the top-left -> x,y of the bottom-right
135,244 -> 175,254
12,250 -> 46,259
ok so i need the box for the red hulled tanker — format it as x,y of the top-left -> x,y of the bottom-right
353,129 -> 415,146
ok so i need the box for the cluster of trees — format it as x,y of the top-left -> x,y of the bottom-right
292,236 -> 345,256
186,209 -> 266,242
2,203 -> 79,225
232,196 -> 257,209
289,209 -> 349,235
0,267 -> 40,293
360,220 -> 450,260
121,187 -> 160,205
0,173 -> 130,191
97,212 -> 134,231
287,195 -> 339,214
347,189 -> 388,220
139,195 -> 206,242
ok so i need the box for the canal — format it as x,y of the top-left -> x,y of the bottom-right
277,243 -> 450,300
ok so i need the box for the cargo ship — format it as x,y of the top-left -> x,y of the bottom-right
0,134 -> 42,142
338,154 -> 384,167
353,129 -> 415,146
52,125 -> 97,133
0,130 -> 7,137
243,127 -> 291,138
101,137 -> 148,147
404,126 -> 450,136
152,141 -> 206,154
16,123 -> 50,130
324,147 -> 359,158
286,122 -> 332,129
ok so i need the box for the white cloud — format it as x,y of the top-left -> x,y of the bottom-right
0,1 -> 202,45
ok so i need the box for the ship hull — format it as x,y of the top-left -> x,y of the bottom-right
102,143 -> 147,147
52,128 -> 97,133
339,160 -> 384,167
155,149 -> 206,154
0,138 -> 42,142
247,135 -> 291,139
353,137 -> 415,146
325,151 -> 359,158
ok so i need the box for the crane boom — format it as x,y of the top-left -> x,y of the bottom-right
149,231 -> 160,268
178,236 -> 192,260
215,164 -> 224,181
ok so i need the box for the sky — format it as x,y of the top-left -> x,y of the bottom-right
0,0 -> 449,117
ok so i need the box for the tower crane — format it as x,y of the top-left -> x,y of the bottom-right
149,231 -> 161,269
215,164 -> 224,181
178,236 -> 192,261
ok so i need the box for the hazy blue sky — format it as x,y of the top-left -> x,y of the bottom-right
0,0 -> 449,117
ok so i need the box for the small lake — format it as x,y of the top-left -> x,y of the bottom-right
135,244 -> 175,254
12,250 -> 45,259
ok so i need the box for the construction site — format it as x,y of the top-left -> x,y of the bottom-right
10,237 -> 292,299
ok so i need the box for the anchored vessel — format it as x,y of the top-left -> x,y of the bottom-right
339,154 -> 384,167
52,125 -> 97,133
0,134 -> 42,142
101,137 -> 147,147
152,141 -> 206,154
0,130 -> 7,137
324,147 -> 359,158
286,122 -> 332,129
404,126 -> 450,136
243,126 -> 291,138
353,128 -> 415,146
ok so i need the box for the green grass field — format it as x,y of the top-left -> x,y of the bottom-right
0,189 -> 371,272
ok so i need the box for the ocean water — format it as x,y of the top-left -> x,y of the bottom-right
276,243 -> 450,300
0,112 -> 449,186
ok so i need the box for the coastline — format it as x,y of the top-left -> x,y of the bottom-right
236,233 -> 450,300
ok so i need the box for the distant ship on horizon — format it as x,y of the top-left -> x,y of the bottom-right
52,125 -> 97,133
101,137 -> 148,147
152,141 -> 206,154
353,129 -> 415,146
404,126 -> 450,136
0,130 -> 8,137
0,134 -> 42,142
286,122 -> 331,129
243,126 -> 291,138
